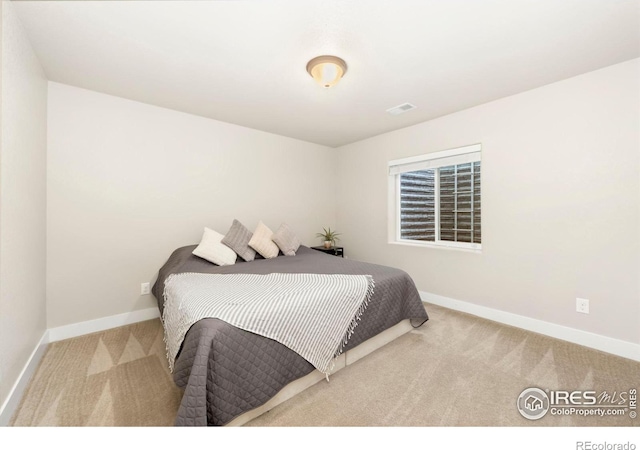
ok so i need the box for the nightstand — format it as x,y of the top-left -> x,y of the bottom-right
310,246 -> 344,258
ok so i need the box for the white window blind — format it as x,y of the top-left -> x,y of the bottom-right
389,144 -> 481,175
388,144 -> 482,249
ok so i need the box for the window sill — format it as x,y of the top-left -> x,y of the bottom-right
388,240 -> 482,254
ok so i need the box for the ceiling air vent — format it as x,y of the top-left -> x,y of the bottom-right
386,103 -> 417,116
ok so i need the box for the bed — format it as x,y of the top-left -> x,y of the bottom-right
152,244 -> 428,426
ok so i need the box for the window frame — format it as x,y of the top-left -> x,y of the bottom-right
387,144 -> 482,252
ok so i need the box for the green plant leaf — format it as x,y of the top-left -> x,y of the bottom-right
317,226 -> 341,241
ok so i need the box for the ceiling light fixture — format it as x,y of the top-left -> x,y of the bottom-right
306,55 -> 347,88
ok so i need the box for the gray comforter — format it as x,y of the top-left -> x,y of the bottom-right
152,245 -> 428,426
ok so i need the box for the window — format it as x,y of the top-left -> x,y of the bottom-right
388,144 -> 481,250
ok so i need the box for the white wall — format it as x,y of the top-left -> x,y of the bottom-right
47,82 -> 336,328
0,1 -> 48,410
336,59 -> 640,345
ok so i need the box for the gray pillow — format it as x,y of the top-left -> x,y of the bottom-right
221,219 -> 256,262
272,223 -> 301,256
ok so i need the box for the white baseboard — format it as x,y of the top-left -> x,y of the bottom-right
0,330 -> 49,426
48,307 -> 160,343
1,307 -> 161,425
420,291 -> 640,362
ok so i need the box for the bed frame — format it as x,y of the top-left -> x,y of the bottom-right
227,318 -> 414,426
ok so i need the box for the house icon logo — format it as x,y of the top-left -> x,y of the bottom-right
525,395 -> 543,411
517,388 -> 550,420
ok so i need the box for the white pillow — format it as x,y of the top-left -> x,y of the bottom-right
248,221 -> 280,259
192,227 -> 237,266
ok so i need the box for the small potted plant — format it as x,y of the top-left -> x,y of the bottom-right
316,227 -> 341,249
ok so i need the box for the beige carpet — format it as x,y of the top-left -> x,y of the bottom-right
10,319 -> 182,426
10,304 -> 640,426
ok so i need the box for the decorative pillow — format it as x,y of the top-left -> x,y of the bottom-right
272,223 -> 301,256
221,219 -> 256,262
248,221 -> 280,259
192,227 -> 237,266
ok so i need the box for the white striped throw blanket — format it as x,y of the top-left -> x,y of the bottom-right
162,272 -> 375,375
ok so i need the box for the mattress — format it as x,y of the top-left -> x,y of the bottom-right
152,245 -> 428,426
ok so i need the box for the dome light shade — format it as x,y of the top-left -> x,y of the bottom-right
306,55 -> 347,88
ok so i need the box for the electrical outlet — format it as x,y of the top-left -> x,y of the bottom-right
576,298 -> 589,314
141,282 -> 150,295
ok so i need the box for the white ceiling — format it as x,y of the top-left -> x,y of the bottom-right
13,0 -> 640,148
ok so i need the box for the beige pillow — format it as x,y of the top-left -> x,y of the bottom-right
192,227 -> 237,266
272,223 -> 301,256
248,221 -> 280,259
